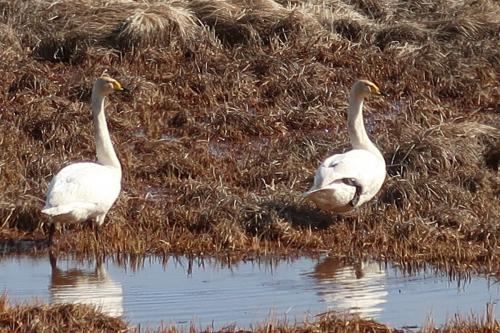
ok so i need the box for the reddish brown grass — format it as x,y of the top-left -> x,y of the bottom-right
0,0 -> 498,276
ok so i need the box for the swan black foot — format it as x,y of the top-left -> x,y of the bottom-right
342,178 -> 363,207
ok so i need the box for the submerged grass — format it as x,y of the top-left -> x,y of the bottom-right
0,0 -> 498,275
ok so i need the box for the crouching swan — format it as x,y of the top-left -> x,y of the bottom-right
42,74 -> 127,245
304,80 -> 387,213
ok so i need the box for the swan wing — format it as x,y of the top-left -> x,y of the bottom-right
44,162 -> 121,217
308,149 -> 385,194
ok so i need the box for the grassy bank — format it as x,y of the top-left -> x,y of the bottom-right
0,0 -> 498,274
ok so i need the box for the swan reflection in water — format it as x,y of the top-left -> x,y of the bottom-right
49,255 -> 123,317
309,257 -> 388,318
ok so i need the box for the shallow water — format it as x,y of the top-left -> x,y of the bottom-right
1,255 -> 498,330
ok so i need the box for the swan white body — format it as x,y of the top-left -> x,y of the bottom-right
42,75 -> 125,243
43,163 -> 121,224
304,80 -> 386,213
306,149 -> 385,212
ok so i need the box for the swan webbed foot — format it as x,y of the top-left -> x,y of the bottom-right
342,178 -> 363,207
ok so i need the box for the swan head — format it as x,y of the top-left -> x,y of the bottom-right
351,80 -> 387,99
93,74 -> 127,97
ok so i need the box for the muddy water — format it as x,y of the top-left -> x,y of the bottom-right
0,255 -> 498,330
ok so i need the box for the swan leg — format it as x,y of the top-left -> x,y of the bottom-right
49,249 -> 58,270
95,252 -> 104,269
342,178 -> 363,207
93,222 -> 100,242
48,222 -> 59,246
93,215 -> 106,242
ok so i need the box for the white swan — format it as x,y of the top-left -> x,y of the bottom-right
304,80 -> 387,213
42,74 -> 126,244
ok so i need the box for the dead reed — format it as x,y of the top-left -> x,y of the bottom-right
0,0 -> 498,276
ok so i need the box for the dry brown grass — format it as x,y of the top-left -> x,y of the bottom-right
0,0 -> 498,276
187,0 -> 317,45
0,294 -> 498,333
113,1 -> 200,51
0,294 -> 127,333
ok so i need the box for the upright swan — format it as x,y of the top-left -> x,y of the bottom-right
42,74 -> 126,244
304,80 -> 387,213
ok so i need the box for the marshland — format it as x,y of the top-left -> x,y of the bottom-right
0,0 -> 499,331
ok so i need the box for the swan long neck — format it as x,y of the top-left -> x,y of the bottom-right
347,92 -> 384,161
91,91 -> 121,170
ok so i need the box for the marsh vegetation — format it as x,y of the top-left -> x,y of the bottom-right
0,0 -> 498,330
1,292 -> 499,333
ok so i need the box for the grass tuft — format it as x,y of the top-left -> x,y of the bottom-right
112,2 -> 200,51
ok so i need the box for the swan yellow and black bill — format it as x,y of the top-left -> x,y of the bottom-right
111,80 -> 124,91
100,73 -> 129,92
365,81 -> 388,97
111,80 -> 130,93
